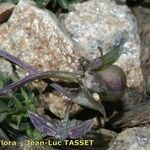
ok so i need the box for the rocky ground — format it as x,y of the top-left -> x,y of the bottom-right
0,0 -> 149,150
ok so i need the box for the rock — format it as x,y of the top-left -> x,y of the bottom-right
61,128 -> 117,150
82,128 -> 117,150
121,89 -> 143,110
132,7 -> 150,94
0,58 -> 13,77
111,101 -> 150,128
0,3 -> 15,24
108,127 -> 150,150
39,92 -> 82,118
141,0 -> 150,7
0,3 -> 15,77
0,0 -> 81,74
60,0 -> 143,91
0,0 -> 85,118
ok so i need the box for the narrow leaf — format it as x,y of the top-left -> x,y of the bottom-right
33,128 -> 43,140
51,84 -> 106,120
13,96 -> 24,112
0,77 -> 4,88
28,111 -> 58,137
102,39 -> 124,66
27,125 -> 34,138
0,71 -> 82,95
0,101 -> 11,112
35,0 -> 51,7
0,113 -> 7,123
8,122 -> 19,130
75,89 -> 106,120
68,118 -> 95,139
16,115 -> 22,128
58,0 -> 69,9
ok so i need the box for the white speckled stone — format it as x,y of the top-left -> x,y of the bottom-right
61,0 -> 143,91
0,0 -> 84,118
0,3 -> 15,76
0,58 -> 13,76
108,127 -> 150,150
0,0 -> 82,73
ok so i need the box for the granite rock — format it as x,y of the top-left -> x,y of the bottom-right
0,58 -> 13,77
0,0 -> 84,118
0,0 -> 81,74
0,3 -> 15,77
60,0 -> 143,91
121,89 -> 143,110
108,127 -> 150,150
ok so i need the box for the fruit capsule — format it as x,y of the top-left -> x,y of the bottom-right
99,65 -> 127,102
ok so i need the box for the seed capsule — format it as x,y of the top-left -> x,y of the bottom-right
99,65 -> 127,102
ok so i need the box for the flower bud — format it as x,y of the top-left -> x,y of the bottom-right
99,65 -> 127,102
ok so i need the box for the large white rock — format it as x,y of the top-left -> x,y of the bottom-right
0,0 -> 82,73
60,0 -> 143,90
0,0 -> 84,118
0,3 -> 15,76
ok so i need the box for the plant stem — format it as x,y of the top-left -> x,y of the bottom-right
0,71 -> 83,95
0,50 -> 37,74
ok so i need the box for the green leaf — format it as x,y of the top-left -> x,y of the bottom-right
102,41 -> 124,67
16,115 -> 22,128
0,113 -> 7,123
26,125 -> 42,140
8,99 -> 15,107
33,128 -> 43,140
35,0 -> 51,7
57,0 -> 69,9
13,96 -> 24,112
9,115 -> 24,130
0,72 -> 36,138
70,0 -> 83,3
27,125 -> 34,138
0,96 -> 12,103
0,100 -> 11,112
51,0 -> 57,7
8,122 -> 19,130
21,87 -> 29,101
0,74 -> 5,88
19,122 -> 29,131
0,78 -> 4,88
20,113 -> 28,118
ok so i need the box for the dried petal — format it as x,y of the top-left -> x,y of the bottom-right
28,111 -> 58,137
28,111 -> 95,140
68,118 -> 95,139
